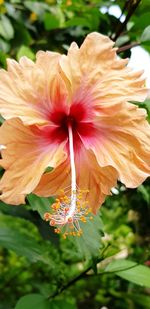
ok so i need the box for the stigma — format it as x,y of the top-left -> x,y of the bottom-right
43,122 -> 93,238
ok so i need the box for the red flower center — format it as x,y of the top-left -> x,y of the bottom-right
48,102 -> 96,150
33,102 -> 97,153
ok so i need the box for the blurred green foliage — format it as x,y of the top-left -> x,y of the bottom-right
0,0 -> 150,308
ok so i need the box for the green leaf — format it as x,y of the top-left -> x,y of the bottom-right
141,25 -> 150,42
65,17 -> 91,29
137,184 -> 149,204
0,114 -> 5,123
49,299 -> 77,309
0,15 -> 14,40
27,194 -> 55,219
105,259 -> 150,288
17,45 -> 35,61
0,213 -> 50,264
116,35 -> 129,47
144,99 -> 150,112
15,295 -> 77,309
105,259 -> 137,273
61,212 -> 103,261
44,12 -> 60,30
128,293 -> 150,309
0,50 -> 7,68
0,38 -> 10,53
132,13 -> 150,32
15,294 -> 50,309
77,213 -> 103,258
14,25 -> 33,46
24,1 -> 50,16
5,2 -> 21,21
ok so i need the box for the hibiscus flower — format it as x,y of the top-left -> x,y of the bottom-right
0,33 -> 149,236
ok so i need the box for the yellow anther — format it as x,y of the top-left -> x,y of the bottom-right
54,228 -> 58,233
67,217 -> 73,223
69,224 -> 74,229
44,185 -> 93,237
81,216 -> 86,223
50,219 -> 56,226
55,198 -> 60,202
55,204 -> 60,210
44,212 -> 51,221
64,197 -> 69,203
77,194 -> 83,199
52,202 -> 60,210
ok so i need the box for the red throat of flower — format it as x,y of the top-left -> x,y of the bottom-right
44,105 -> 94,238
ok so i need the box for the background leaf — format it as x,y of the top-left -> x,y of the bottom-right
15,294 -> 51,309
0,15 -> 14,40
15,294 -> 77,309
105,259 -> 150,288
27,194 -> 55,219
0,214 -> 50,264
17,45 -> 35,60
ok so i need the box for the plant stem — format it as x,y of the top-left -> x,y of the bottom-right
48,258 -> 139,300
48,263 -> 92,299
112,0 -> 141,41
117,41 -> 140,53
48,246 -> 110,299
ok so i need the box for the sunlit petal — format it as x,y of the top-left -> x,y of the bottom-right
34,147 -> 118,214
60,32 -> 147,103
0,52 -> 61,125
90,103 -> 150,187
0,118 -> 67,204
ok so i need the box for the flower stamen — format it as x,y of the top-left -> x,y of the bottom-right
43,123 -> 92,237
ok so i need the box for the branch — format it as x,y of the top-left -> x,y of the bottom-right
48,258 -> 139,300
117,41 -> 140,54
118,0 -> 130,21
48,245 -> 110,299
48,263 -> 92,300
112,0 -> 141,41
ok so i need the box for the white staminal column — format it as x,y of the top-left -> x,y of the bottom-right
66,122 -> 77,219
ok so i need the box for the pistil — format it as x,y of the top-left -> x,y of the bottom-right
66,122 -> 76,219
43,120 -> 93,237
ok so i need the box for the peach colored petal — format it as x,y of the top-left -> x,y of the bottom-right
90,103 -> 150,188
60,32 -> 147,104
0,52 -> 62,125
34,148 -> 118,214
0,118 -> 67,205
75,148 -> 118,213
34,159 -> 71,197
